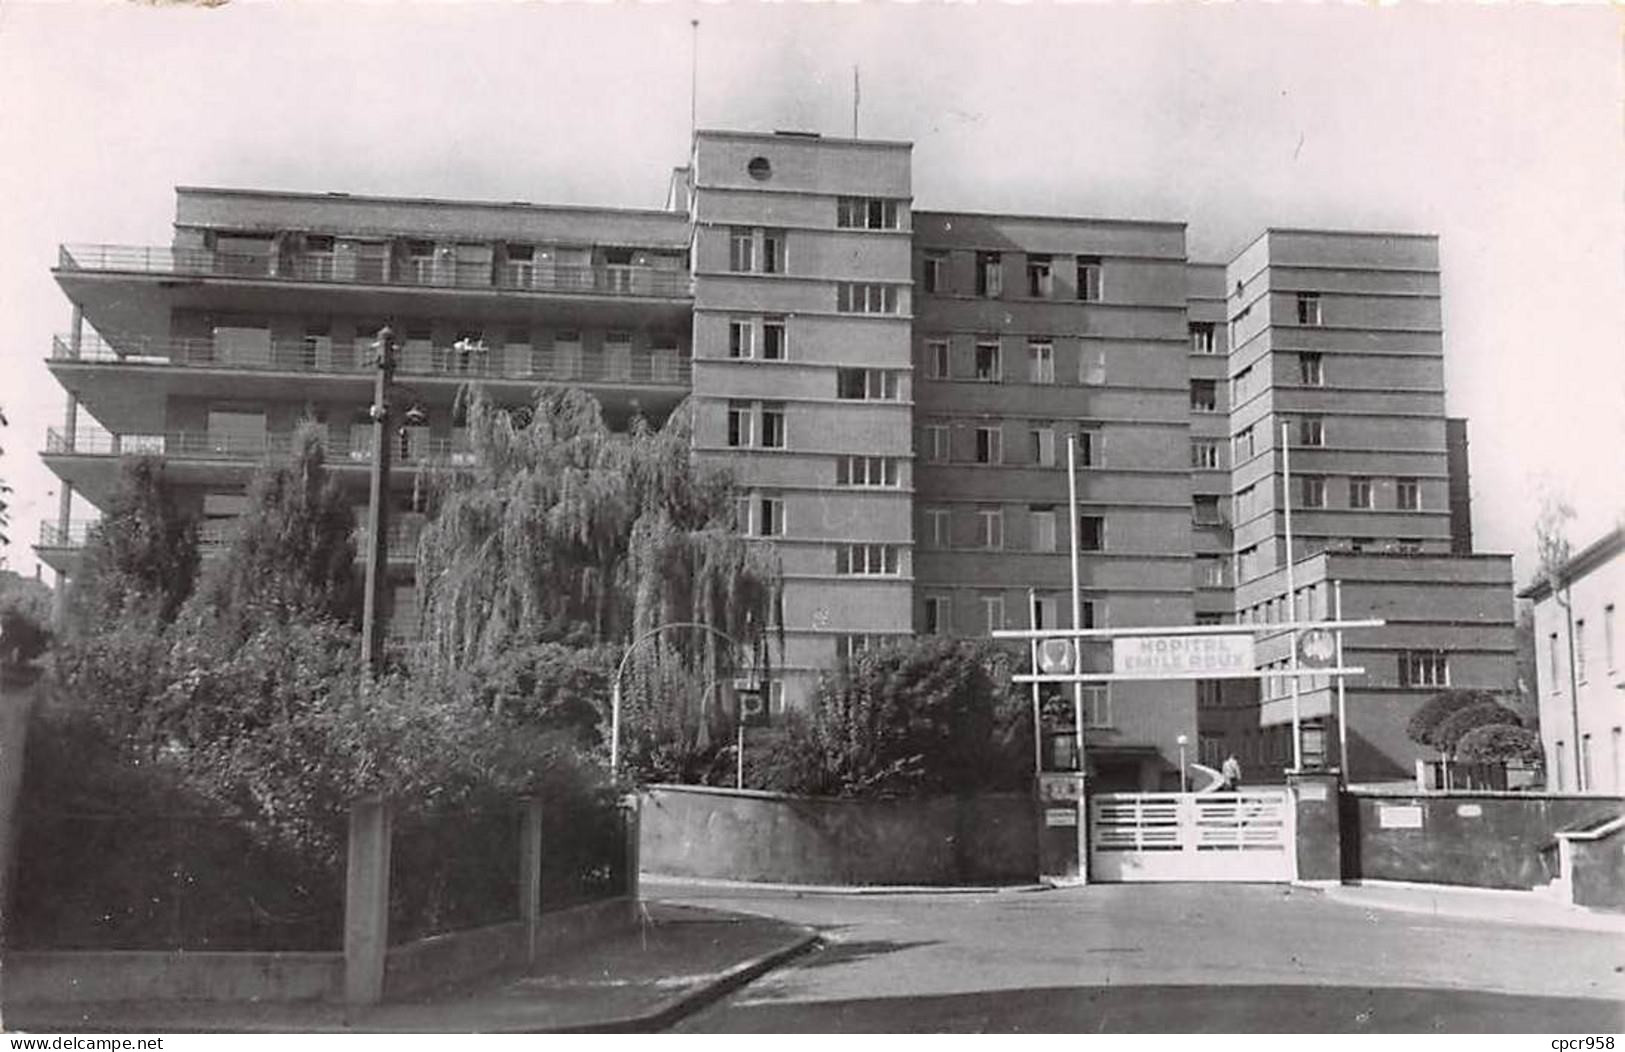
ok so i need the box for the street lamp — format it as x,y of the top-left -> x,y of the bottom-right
1176,734 -> 1189,793
359,325 -> 428,677
609,621 -> 750,777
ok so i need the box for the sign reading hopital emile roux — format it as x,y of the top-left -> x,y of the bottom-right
1111,634 -> 1255,677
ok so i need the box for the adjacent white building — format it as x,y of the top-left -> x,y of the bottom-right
1521,526 -> 1624,793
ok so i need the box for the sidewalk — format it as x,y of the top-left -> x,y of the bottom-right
3,902 -> 818,1034
1320,880 -> 1625,934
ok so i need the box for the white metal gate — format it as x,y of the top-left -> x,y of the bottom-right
1089,790 -> 1296,882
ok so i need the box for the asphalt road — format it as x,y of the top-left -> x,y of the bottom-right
652,881 -> 1625,1033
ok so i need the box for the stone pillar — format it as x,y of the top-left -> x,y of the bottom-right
69,305 -> 83,356
1036,772 -> 1087,885
519,797 -> 543,965
61,395 -> 78,454
1288,770 -> 1344,884
344,798 -> 393,1007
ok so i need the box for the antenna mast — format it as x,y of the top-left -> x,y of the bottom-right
852,65 -> 860,137
690,19 -> 700,141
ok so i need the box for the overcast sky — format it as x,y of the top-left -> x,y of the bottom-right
1,1 -> 1620,587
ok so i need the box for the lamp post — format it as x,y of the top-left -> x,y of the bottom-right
1176,734 -> 1189,793
359,325 -> 428,678
360,325 -> 398,677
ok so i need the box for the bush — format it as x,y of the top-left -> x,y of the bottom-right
1456,723 -> 1543,765
1432,699 -> 1522,756
749,638 -> 1031,798
1405,689 -> 1499,753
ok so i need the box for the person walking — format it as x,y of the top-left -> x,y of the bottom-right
1221,753 -> 1242,792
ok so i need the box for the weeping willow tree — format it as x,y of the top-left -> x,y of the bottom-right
415,387 -> 782,782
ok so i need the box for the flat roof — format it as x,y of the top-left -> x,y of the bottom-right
915,208 -> 1185,231
174,185 -> 678,220
694,127 -> 913,151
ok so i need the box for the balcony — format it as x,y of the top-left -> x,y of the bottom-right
57,244 -> 692,300
37,516 -> 424,570
46,426 -> 477,466
50,333 -> 694,388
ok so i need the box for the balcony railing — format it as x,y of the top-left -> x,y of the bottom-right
49,334 -> 693,386
58,244 -> 693,300
40,517 -> 424,558
45,426 -> 477,467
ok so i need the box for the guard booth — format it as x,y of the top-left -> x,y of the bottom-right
995,618 -> 1380,885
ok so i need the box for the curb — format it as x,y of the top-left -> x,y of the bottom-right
645,874 -> 1054,896
539,928 -> 822,1034
1320,882 -> 1625,934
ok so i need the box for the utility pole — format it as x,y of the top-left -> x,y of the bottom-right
360,325 -> 397,677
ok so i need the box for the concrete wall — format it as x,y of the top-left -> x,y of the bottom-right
639,784 -> 1037,885
1569,831 -> 1625,911
1342,790 -> 1625,890
2,898 -> 633,1006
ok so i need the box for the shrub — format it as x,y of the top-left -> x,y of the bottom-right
1456,723 -> 1543,765
1432,699 -> 1523,756
1405,689 -> 1499,753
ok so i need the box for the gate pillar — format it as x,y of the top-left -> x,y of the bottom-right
1036,772 -> 1088,884
1287,770 -> 1343,883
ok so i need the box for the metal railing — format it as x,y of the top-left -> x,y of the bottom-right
50,333 -> 693,386
39,516 -> 424,558
58,244 -> 693,300
45,426 -> 479,467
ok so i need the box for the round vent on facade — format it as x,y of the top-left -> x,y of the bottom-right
747,156 -> 773,181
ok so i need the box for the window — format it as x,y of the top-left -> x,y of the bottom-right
974,339 -> 1001,381
1555,741 -> 1567,791
838,197 -> 900,230
1300,476 -> 1326,509
975,426 -> 1002,465
1231,365 -> 1254,405
837,368 -> 897,400
1194,496 -> 1222,526
1577,619 -> 1588,682
1080,347 -> 1106,385
1399,649 -> 1449,687
1299,352 -> 1325,386
925,339 -> 950,379
1027,255 -> 1054,298
982,595 -> 1006,633
1030,426 -> 1057,468
726,400 -> 753,447
1396,478 -> 1421,510
1076,425 -> 1100,468
836,283 -> 899,314
1030,507 -> 1057,552
728,227 -> 754,272
975,252 -> 1003,297
760,402 -> 786,448
757,495 -> 785,537
1607,604 -> 1617,672
732,495 -> 751,533
836,634 -> 886,663
1582,734 -> 1594,791
728,319 -> 754,359
1190,323 -> 1216,354
837,456 -> 899,488
1197,680 -> 1223,709
925,424 -> 951,463
1083,686 -> 1112,728
1350,477 -> 1373,509
1191,440 -> 1220,470
1297,417 -> 1325,447
1198,556 -> 1227,588
761,230 -> 785,274
978,507 -> 1004,550
1190,380 -> 1218,413
836,544 -> 899,576
924,508 -> 950,549
762,317 -> 787,360
1550,632 -> 1562,691
1613,728 -> 1622,794
1297,292 -> 1322,326
1027,340 -> 1055,383
923,251 -> 948,294
1075,256 -> 1102,302
1233,426 -> 1256,462
1079,515 -> 1104,552
924,596 -> 951,635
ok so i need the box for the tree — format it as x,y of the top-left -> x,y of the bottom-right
0,405 -> 12,557
414,388 -> 781,778
1432,698 -> 1523,756
192,423 -> 360,636
0,569 -> 51,667
66,456 -> 199,631
1456,723 -> 1543,765
1511,601 -> 1540,727
1405,689 -> 1496,753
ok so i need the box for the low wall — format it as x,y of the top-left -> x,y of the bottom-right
4,898 -> 634,1005
1569,830 -> 1625,912
1,950 -> 343,1005
0,666 -> 44,920
640,785 -> 1036,886
1342,791 -> 1625,890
